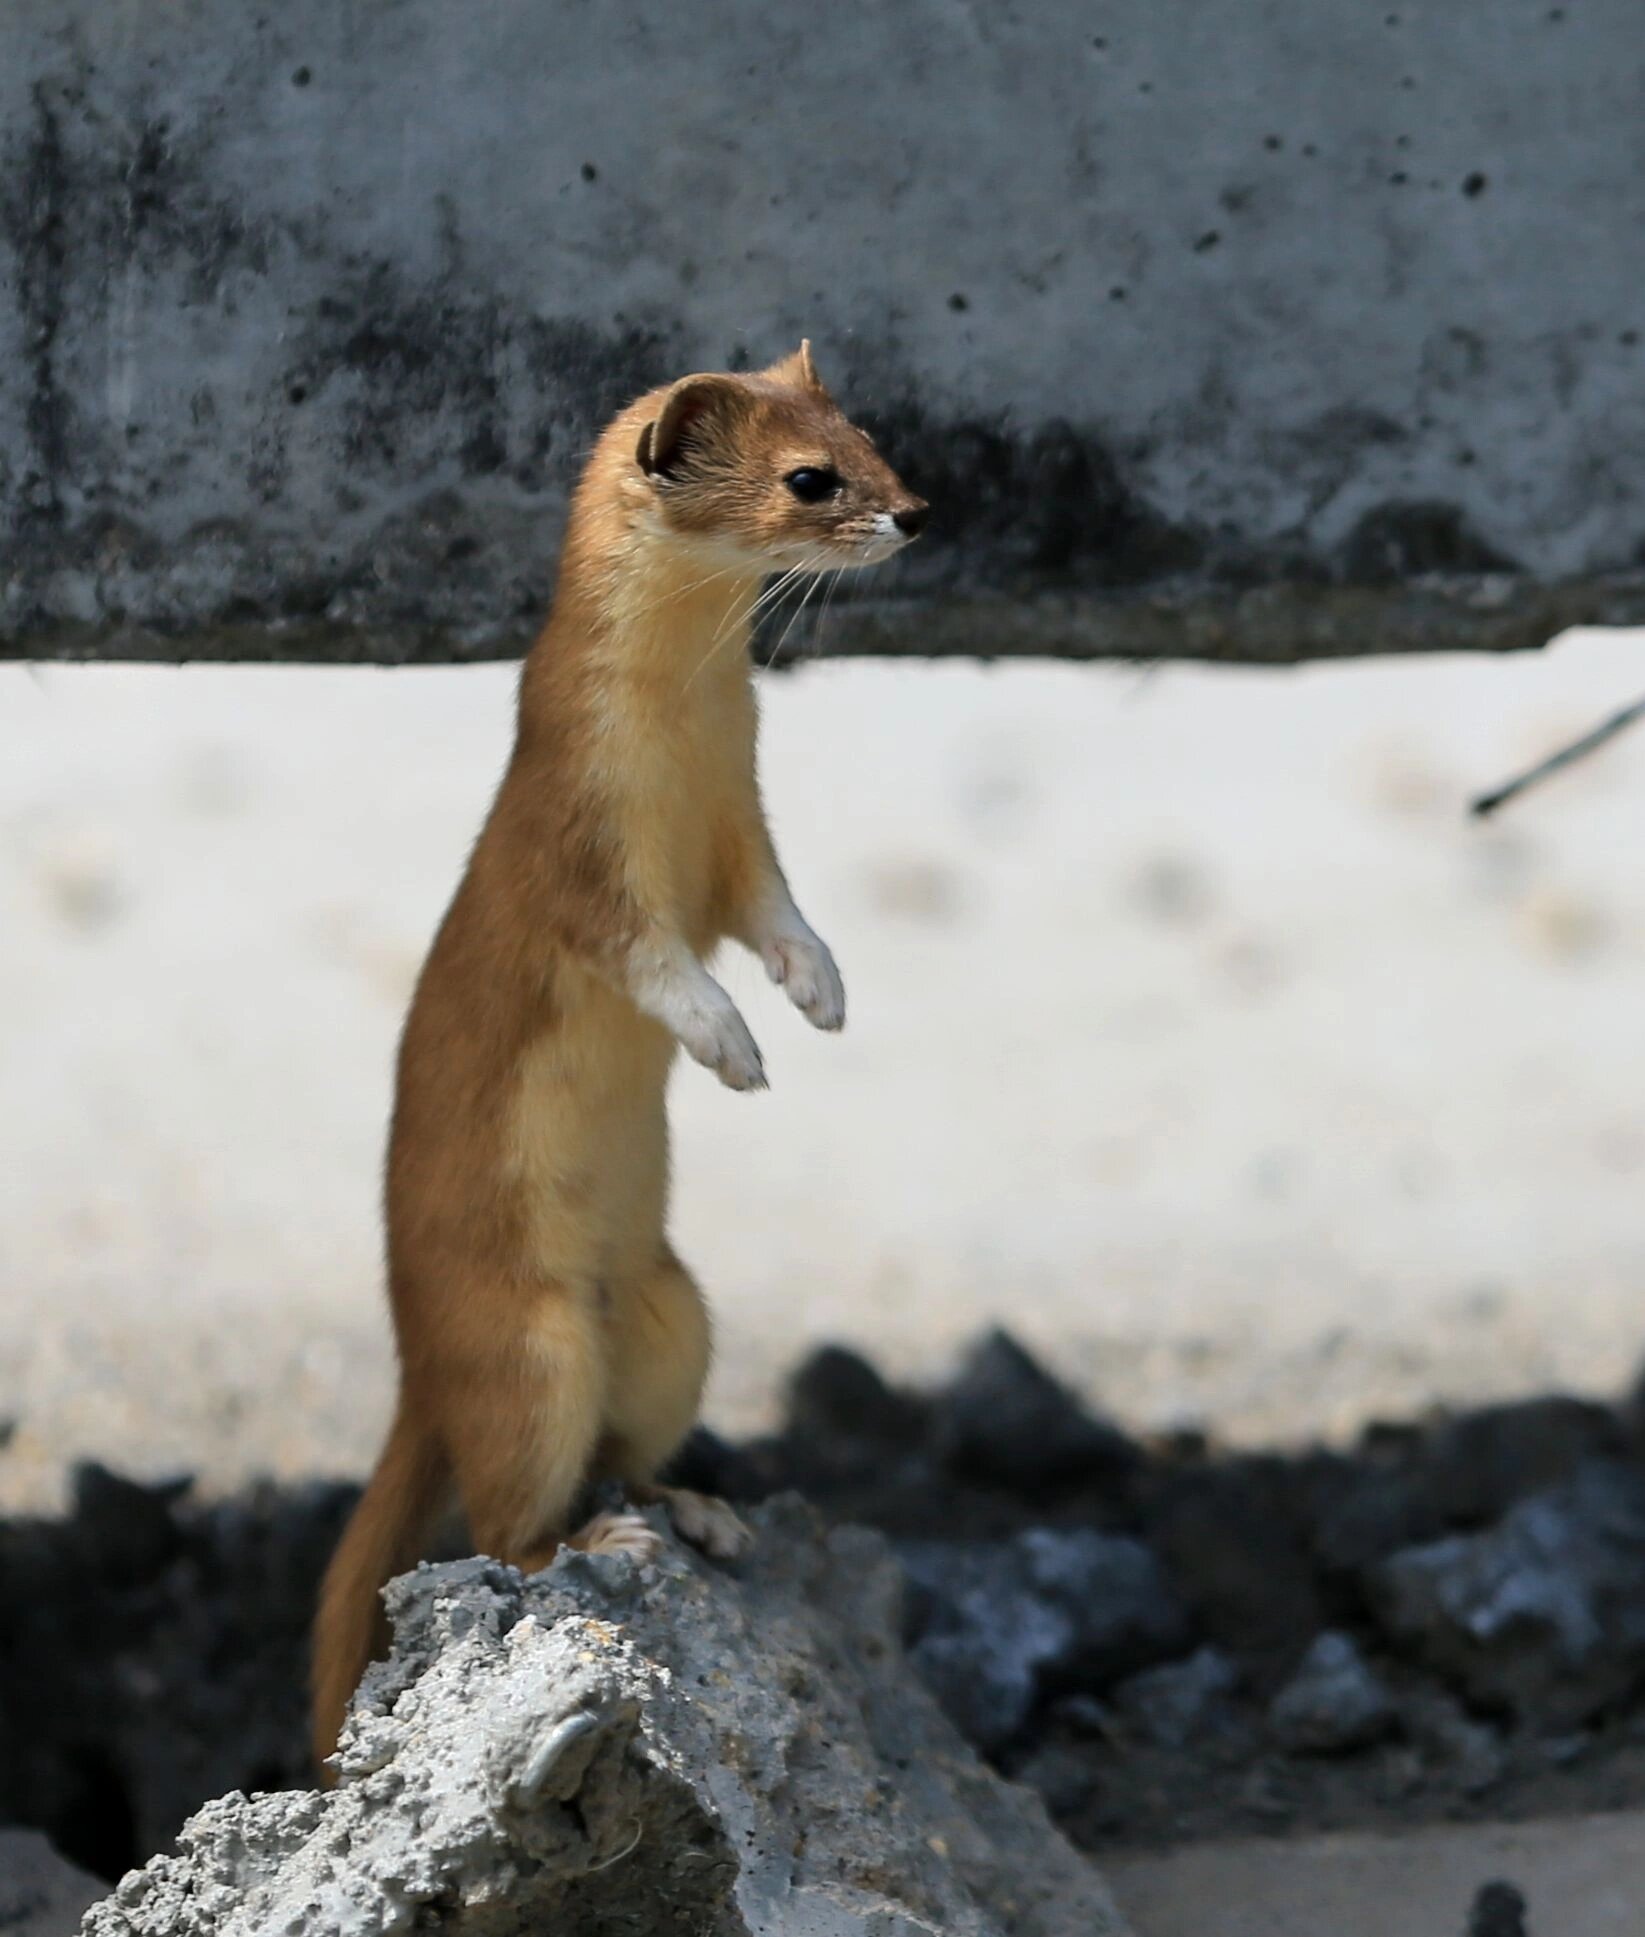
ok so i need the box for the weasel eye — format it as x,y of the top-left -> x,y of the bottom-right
785,467 -> 841,503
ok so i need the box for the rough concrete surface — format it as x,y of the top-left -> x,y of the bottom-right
1106,1812 -> 1645,1937
78,1497 -> 1128,1937
6,3 -> 1645,664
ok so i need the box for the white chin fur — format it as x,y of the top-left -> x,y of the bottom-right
807,527 -> 908,571
856,536 -> 907,566
759,528 -> 907,575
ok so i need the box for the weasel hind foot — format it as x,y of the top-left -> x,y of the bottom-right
566,1509 -> 664,1563
639,1484 -> 754,1561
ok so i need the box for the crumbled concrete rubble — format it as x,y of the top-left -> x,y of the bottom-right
0,1464 -> 352,1880
1396,1691 -> 1507,1798
0,1828 -> 103,1936
689,1335 -> 1645,1847
1108,1648 -> 1241,1751
932,1331 -> 1140,1491
80,1496 -> 1129,1937
3,1330 -> 1645,1886
900,1530 -> 1189,1750
1368,1461 -> 1645,1728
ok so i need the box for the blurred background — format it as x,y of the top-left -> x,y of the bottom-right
4,630 -> 1641,1513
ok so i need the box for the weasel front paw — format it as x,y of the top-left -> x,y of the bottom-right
763,928 -> 845,1032
678,991 -> 767,1091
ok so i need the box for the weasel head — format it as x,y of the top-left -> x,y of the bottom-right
630,342 -> 928,574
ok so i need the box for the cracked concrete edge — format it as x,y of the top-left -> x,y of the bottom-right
11,574 -> 1645,670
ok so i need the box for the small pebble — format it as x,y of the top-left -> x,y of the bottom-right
1467,1879 -> 1528,1937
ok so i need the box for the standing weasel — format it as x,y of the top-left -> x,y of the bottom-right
310,342 -> 927,1765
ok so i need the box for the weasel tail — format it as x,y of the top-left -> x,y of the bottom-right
311,1407 -> 447,1763
310,341 -> 926,1770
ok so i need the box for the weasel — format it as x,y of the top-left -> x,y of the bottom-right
310,342 -> 927,1766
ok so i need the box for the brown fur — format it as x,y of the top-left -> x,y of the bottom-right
310,345 -> 925,1768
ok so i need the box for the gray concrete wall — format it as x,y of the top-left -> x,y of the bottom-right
3,1 -> 1643,666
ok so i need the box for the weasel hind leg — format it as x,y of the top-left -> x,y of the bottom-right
440,1286 -> 654,1571
599,1247 -> 753,1560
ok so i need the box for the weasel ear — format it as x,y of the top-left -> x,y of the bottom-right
762,338 -> 827,395
636,373 -> 748,476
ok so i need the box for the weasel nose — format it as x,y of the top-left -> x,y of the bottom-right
893,501 -> 929,538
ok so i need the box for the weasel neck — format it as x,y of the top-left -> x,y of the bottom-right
585,536 -> 765,695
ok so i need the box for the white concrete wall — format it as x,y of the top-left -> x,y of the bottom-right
4,635 -> 1643,1507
